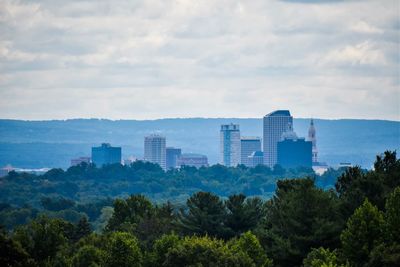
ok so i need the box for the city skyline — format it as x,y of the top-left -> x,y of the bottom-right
0,0 -> 398,121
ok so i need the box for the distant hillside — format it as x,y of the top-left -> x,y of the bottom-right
0,118 -> 399,169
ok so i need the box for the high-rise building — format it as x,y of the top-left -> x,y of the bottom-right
248,151 -> 264,167
263,110 -> 293,167
277,124 -> 312,168
177,153 -> 208,169
91,143 -> 121,167
240,137 -> 261,167
220,124 -> 241,167
307,119 -> 318,164
166,147 -> 182,170
144,135 -> 166,170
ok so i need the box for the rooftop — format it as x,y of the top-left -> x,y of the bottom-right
264,110 -> 291,117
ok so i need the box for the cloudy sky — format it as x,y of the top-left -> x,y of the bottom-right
0,0 -> 399,120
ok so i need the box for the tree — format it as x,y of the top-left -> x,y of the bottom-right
74,216 -> 92,242
340,199 -> 384,267
303,247 -> 348,267
229,231 -> 273,267
0,231 -> 33,267
148,233 -> 180,266
13,216 -> 69,264
41,196 -> 75,211
104,232 -> 142,267
159,235 -> 254,266
368,187 -> 400,266
256,178 -> 343,267
177,192 -> 229,238
72,245 -> 104,267
106,195 -> 153,231
385,186 -> 400,243
225,194 -> 264,236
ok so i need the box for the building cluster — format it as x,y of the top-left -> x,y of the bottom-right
71,135 -> 208,171
69,109 -> 322,171
220,110 -> 321,169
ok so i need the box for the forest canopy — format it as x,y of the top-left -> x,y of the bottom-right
0,151 -> 399,266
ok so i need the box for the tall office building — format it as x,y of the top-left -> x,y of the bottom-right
277,124 -> 312,168
263,110 -> 293,167
144,135 -> 166,170
91,143 -> 121,166
307,119 -> 318,164
240,137 -> 261,167
220,124 -> 241,167
166,147 -> 181,170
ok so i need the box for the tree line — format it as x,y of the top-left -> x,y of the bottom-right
1,151 -> 399,266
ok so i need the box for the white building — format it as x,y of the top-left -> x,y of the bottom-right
240,137 -> 261,167
220,124 -> 241,167
263,110 -> 293,167
144,134 -> 166,170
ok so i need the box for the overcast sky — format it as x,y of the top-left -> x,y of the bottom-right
0,0 -> 399,120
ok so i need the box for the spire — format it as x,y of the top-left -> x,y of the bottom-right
307,119 -> 318,163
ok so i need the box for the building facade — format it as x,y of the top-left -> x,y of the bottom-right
166,147 -> 182,170
91,143 -> 121,167
263,110 -> 293,167
177,153 -> 208,169
277,124 -> 312,169
248,151 -> 264,167
307,119 -> 318,164
240,137 -> 261,167
220,124 -> 241,167
144,135 -> 166,170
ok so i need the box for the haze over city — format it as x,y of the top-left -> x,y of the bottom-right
0,0 -> 399,121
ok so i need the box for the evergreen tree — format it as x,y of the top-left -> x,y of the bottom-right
340,199 -> 384,267
177,192 -> 229,238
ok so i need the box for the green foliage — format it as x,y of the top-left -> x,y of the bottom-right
0,151 -> 398,267
340,199 -> 384,267
74,216 -> 92,242
0,160 -> 315,213
229,231 -> 273,267
177,192 -> 229,238
384,186 -> 400,242
256,178 -> 343,267
157,235 -> 251,266
225,194 -> 264,237
72,245 -> 104,267
41,196 -> 75,211
104,232 -> 142,267
0,230 -> 33,267
13,216 -> 70,264
106,195 -> 153,232
303,247 -> 348,267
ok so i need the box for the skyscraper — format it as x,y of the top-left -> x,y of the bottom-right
220,124 -> 241,167
307,119 -> 318,164
240,137 -> 261,167
144,135 -> 166,170
166,147 -> 181,170
263,110 -> 293,167
277,123 -> 312,168
91,143 -> 121,167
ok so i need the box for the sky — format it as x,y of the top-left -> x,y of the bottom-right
0,0 -> 399,121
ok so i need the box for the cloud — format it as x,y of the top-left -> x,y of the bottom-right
0,0 -> 398,121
